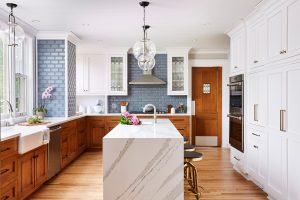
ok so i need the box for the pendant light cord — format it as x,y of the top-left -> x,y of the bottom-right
143,5 -> 146,57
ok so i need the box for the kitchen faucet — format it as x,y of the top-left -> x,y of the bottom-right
143,104 -> 157,123
0,100 -> 15,126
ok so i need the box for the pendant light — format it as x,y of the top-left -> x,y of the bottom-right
133,1 -> 156,71
5,3 -> 25,46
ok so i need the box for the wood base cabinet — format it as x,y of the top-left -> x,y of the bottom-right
18,145 -> 48,200
88,117 -> 106,148
77,118 -> 87,154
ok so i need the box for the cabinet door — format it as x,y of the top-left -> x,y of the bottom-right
286,65 -> 300,200
286,0 -> 300,56
89,122 -> 106,148
88,54 -> 106,94
19,151 -> 35,198
256,22 -> 267,65
68,130 -> 77,160
76,55 -> 85,93
77,129 -> 86,153
267,70 -> 287,199
60,131 -> 69,168
247,139 -> 258,178
267,7 -> 284,59
108,55 -> 128,95
248,74 -> 259,125
35,145 -> 48,187
248,28 -> 257,67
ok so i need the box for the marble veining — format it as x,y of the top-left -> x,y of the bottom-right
103,119 -> 184,200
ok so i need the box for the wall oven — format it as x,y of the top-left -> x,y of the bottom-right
228,74 -> 244,152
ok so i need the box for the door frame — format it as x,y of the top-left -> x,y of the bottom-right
191,67 -> 222,146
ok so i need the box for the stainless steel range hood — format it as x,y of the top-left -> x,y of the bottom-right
129,70 -> 166,85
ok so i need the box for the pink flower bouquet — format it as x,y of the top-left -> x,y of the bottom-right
119,111 -> 141,125
35,86 -> 54,114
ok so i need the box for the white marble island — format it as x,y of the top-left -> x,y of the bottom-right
103,118 -> 184,200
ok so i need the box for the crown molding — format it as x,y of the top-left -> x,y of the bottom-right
36,31 -> 81,44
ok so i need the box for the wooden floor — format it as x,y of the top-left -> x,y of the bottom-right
28,148 -> 267,200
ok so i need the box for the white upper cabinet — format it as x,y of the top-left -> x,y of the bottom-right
228,26 -> 246,75
266,0 -> 300,61
76,54 -> 106,95
167,48 -> 189,95
286,0 -> 300,57
247,18 -> 267,69
107,54 -> 128,96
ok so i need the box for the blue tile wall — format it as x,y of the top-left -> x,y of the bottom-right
67,41 -> 76,117
37,40 -> 65,117
108,54 -> 187,113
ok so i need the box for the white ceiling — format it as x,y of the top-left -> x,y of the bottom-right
0,0 -> 261,50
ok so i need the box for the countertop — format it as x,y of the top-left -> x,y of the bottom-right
104,118 -> 182,139
1,113 -> 191,141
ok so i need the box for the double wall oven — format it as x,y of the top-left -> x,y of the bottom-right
228,74 -> 244,152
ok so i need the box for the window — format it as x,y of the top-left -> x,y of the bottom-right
0,35 -> 9,115
0,24 -> 33,120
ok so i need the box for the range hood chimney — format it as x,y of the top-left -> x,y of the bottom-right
129,70 -> 166,85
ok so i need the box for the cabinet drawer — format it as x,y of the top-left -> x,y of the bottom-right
231,147 -> 245,172
248,127 -> 266,142
1,179 -> 18,200
0,138 -> 18,160
174,124 -> 189,138
105,116 -> 120,123
168,116 -> 190,124
76,117 -> 86,131
0,155 -> 17,187
61,120 -> 76,129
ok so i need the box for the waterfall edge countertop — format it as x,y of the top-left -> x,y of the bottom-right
104,118 -> 183,138
103,118 -> 184,200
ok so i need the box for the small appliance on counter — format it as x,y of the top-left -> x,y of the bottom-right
94,99 -> 104,114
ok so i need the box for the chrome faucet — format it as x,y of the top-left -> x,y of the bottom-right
0,100 -> 15,126
143,104 -> 157,123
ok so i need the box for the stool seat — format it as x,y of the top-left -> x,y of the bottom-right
184,144 -> 196,152
184,137 -> 188,144
184,151 -> 203,162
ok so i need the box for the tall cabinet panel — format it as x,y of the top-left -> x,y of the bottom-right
286,63 -> 300,200
286,0 -> 300,57
266,69 -> 287,200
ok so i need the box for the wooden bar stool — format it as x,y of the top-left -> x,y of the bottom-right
184,151 -> 203,200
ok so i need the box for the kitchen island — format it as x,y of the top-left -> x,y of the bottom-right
103,118 -> 184,200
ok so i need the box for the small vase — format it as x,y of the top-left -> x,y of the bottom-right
36,112 -> 45,119
121,106 -> 127,113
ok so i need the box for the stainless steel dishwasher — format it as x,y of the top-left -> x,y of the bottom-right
48,125 -> 62,180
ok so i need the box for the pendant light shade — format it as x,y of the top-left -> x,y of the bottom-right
133,1 -> 156,71
137,54 -> 155,71
5,3 -> 25,46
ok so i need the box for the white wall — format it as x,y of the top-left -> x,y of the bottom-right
188,58 -> 230,148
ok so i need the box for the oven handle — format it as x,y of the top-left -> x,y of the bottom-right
227,114 -> 242,120
227,82 -> 242,86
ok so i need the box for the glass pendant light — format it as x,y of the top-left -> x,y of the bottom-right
5,3 -> 25,46
133,1 -> 156,71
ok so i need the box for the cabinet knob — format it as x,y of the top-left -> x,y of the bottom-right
234,66 -> 238,69
253,145 -> 258,149
253,60 -> 258,64
283,50 -> 287,54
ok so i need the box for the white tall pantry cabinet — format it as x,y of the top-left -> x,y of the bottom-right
228,0 -> 300,199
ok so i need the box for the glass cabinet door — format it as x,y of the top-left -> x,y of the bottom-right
110,57 -> 123,92
171,57 -> 185,91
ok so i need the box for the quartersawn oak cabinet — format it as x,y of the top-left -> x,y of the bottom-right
18,145 -> 48,200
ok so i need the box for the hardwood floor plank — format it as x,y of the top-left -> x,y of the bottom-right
28,148 -> 267,200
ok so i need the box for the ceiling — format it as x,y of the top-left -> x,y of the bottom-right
0,0 -> 261,50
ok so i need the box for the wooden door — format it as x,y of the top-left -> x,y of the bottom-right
19,151 -> 35,198
192,67 -> 222,146
35,145 -> 48,187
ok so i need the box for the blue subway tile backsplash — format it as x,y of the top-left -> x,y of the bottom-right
108,54 -> 187,113
37,40 -> 66,117
67,41 -> 76,117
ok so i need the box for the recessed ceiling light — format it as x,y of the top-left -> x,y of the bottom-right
32,20 -> 40,23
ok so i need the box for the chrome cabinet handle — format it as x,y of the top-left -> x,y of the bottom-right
253,145 -> 258,149
254,60 -> 258,63
233,156 -> 240,161
234,66 -> 238,69
254,104 -> 258,121
252,133 -> 260,137
280,110 -> 286,132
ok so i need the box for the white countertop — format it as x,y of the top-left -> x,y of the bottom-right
1,113 -> 190,141
104,118 -> 183,139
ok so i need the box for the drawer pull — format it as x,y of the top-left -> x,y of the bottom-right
173,119 -> 184,121
233,156 -> 240,161
1,195 -> 10,200
0,168 -> 10,175
252,133 -> 260,137
0,147 -> 10,153
177,128 -> 185,131
253,145 -> 259,149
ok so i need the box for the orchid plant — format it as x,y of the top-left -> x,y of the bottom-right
119,111 -> 141,125
35,86 -> 54,114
